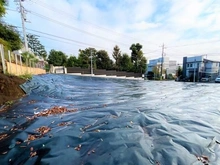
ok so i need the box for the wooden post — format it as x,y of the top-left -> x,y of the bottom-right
19,54 -> 23,75
0,44 -> 6,74
8,50 -> 11,74
15,54 -> 18,75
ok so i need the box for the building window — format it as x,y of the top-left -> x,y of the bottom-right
187,64 -> 189,67
190,63 -> 192,67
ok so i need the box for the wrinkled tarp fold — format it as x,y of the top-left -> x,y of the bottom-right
0,74 -> 220,165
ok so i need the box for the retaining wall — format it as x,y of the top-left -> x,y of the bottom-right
6,62 -> 46,76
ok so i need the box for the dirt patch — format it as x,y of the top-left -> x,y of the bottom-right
0,73 -> 26,106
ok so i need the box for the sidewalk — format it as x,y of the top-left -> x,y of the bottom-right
67,73 -> 144,80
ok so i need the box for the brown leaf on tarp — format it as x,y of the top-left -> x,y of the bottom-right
28,100 -> 36,104
57,122 -> 72,126
26,116 -> 36,121
88,149 -> 95,155
30,147 -> 34,151
10,127 -> 18,131
67,108 -> 78,113
1,151 -> 8,155
0,134 -> 8,141
195,155 -> 209,164
27,135 -> 38,141
94,129 -> 100,132
27,126 -> 51,141
35,106 -> 68,117
36,126 -> 51,135
74,144 -> 82,151
155,161 -> 160,165
30,151 -> 37,157
82,125 -> 91,131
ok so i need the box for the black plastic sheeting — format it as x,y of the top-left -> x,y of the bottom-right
1,74 -> 220,165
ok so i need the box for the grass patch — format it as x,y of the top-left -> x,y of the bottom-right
18,73 -> 32,80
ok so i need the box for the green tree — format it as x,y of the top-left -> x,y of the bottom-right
21,51 -> 38,66
78,47 -> 96,68
130,43 -> 144,72
0,0 -> 6,17
139,56 -> 147,74
112,45 -> 121,70
47,49 -> 67,66
153,65 -> 160,78
27,34 -> 47,59
66,56 -> 79,67
177,66 -> 182,77
0,22 -> 22,50
120,53 -> 133,71
96,50 -> 112,69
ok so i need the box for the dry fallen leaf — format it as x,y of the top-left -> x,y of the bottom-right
30,151 -> 37,157
36,126 -> 51,135
0,134 -> 8,141
74,144 -> 82,151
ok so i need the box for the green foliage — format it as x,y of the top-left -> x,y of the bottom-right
0,22 -> 22,50
120,53 -> 133,71
167,74 -> 174,80
130,43 -> 146,73
177,66 -> 182,76
47,49 -> 67,66
66,56 -> 79,67
0,0 -> 7,17
96,50 -> 112,69
130,43 -> 142,63
5,100 -> 14,106
78,48 -> 96,68
21,51 -> 37,65
112,45 -> 121,70
27,34 -> 47,59
44,63 -> 50,72
18,73 -> 32,80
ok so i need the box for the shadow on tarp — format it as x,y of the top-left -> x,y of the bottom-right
0,74 -> 220,165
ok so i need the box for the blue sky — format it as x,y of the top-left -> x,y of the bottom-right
3,0 -> 220,63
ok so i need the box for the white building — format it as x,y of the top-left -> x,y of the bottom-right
147,57 -> 177,77
182,55 -> 220,81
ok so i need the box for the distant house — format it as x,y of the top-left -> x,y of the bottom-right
147,57 -> 177,78
36,56 -> 47,69
182,55 -> 220,81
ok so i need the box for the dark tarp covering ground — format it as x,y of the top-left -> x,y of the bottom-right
0,74 -> 220,165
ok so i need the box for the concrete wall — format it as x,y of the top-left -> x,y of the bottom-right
66,67 -> 142,77
6,62 -> 46,76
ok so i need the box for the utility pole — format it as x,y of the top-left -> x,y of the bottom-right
90,50 -> 93,75
193,59 -> 196,82
18,0 -> 28,52
160,43 -> 165,79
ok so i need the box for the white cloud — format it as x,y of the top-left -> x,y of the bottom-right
3,0 -> 220,63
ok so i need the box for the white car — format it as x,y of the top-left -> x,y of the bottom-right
201,76 -> 210,82
215,76 -> 220,83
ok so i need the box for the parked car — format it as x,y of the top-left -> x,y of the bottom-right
201,76 -> 211,82
215,76 -> 220,83
145,71 -> 154,80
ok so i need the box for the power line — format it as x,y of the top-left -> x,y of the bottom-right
28,0 -> 159,47
167,40 -> 220,48
29,11 -> 133,48
15,26 -> 115,52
